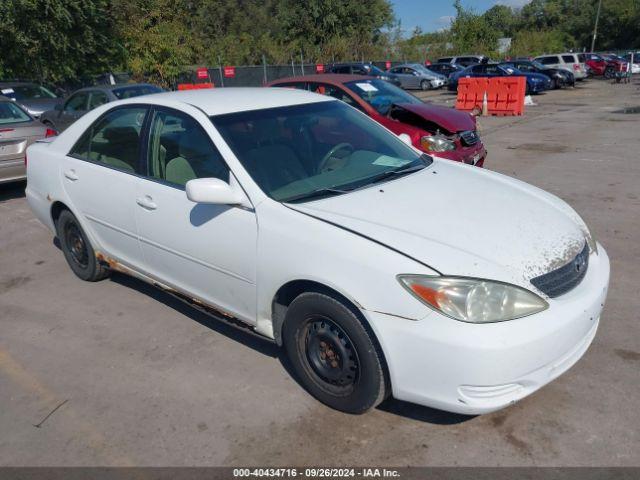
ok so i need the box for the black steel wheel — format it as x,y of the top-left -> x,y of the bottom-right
283,292 -> 389,414
56,209 -> 110,282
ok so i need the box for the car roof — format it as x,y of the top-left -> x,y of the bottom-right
73,83 -> 158,93
269,74 -> 368,85
329,62 -> 372,66
132,87 -> 334,116
0,81 -> 40,87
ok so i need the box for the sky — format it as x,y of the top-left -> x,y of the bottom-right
391,0 -> 530,34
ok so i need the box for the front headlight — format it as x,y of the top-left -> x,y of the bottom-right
584,225 -> 598,254
420,135 -> 456,152
397,275 -> 548,323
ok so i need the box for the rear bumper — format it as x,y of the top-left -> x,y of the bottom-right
0,158 -> 26,184
364,245 -> 610,415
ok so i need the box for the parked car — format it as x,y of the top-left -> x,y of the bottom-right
0,82 -> 61,118
427,63 -> 466,78
40,83 -> 163,132
582,53 -> 608,76
500,60 -> 575,89
449,63 -> 552,94
601,54 -> 632,77
437,55 -> 489,66
0,96 -> 55,184
25,88 -> 610,415
622,53 -> 640,74
386,63 -> 447,90
533,53 -> 588,80
325,63 -> 401,87
269,75 -> 486,166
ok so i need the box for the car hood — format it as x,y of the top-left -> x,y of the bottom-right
288,160 -> 588,293
396,102 -> 476,133
18,98 -> 61,116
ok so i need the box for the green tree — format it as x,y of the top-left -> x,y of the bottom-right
450,0 -> 499,55
0,0 -> 123,83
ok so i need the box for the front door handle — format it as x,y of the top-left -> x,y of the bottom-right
136,195 -> 157,210
64,169 -> 79,181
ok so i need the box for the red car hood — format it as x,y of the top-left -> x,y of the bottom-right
397,102 -> 476,133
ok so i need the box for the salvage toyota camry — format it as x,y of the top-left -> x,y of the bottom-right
26,88 -> 610,415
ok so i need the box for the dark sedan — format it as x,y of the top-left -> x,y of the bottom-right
449,63 -> 552,94
427,63 -> 467,78
325,63 -> 402,87
500,60 -> 575,89
40,83 -> 163,132
0,82 -> 61,118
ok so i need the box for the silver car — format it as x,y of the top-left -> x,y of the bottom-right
387,63 -> 447,90
40,83 -> 163,132
0,82 -> 61,118
534,53 -> 588,80
0,96 -> 52,184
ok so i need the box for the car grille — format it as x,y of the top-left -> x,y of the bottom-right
530,243 -> 589,298
460,130 -> 480,146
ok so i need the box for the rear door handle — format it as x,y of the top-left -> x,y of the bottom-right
136,195 -> 157,210
64,169 -> 79,181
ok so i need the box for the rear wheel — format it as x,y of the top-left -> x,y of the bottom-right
56,210 -> 110,282
283,292 -> 389,414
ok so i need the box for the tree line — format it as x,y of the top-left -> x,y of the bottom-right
1,0 -> 638,87
397,0 -> 640,61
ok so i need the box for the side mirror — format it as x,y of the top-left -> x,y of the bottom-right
186,177 -> 245,206
398,133 -> 413,146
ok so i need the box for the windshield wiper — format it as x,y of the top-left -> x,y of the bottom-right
357,162 -> 426,188
280,187 -> 349,203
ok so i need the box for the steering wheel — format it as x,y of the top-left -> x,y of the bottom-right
317,143 -> 354,173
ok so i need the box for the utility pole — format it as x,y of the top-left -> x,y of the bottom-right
590,0 -> 602,52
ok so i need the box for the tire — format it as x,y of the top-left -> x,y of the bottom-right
56,209 -> 110,282
420,80 -> 430,91
282,292 -> 389,414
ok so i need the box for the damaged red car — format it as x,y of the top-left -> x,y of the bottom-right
268,75 -> 486,167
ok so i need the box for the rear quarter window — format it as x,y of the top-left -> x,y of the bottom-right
562,55 -> 576,63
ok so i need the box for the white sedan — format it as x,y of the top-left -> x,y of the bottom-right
26,88 -> 610,415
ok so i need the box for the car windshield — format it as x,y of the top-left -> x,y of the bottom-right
0,101 -> 32,124
344,79 -> 422,115
0,85 -> 56,101
211,101 -> 430,203
531,61 -> 546,69
112,85 -> 163,99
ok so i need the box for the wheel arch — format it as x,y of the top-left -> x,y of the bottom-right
272,278 -> 392,399
51,200 -> 70,225
272,280 -> 367,344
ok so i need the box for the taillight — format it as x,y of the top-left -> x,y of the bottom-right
45,128 -> 57,138
573,64 -> 580,71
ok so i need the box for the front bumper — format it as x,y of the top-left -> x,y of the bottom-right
430,79 -> 446,88
364,245 -> 610,415
431,141 -> 486,167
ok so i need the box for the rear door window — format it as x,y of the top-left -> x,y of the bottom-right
538,56 -> 558,65
70,107 -> 147,173
64,93 -> 89,112
88,91 -> 109,109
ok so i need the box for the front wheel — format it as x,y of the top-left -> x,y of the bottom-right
283,292 -> 389,414
56,210 -> 110,282
420,80 -> 430,91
